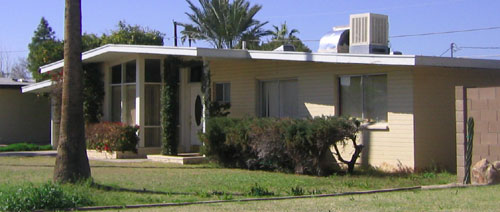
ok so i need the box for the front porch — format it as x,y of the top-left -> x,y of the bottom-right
101,55 -> 207,154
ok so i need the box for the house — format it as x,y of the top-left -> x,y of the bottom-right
23,13 -> 500,172
0,77 -> 51,145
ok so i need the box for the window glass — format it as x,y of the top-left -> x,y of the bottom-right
261,80 -> 297,118
111,86 -> 121,122
145,59 -> 161,83
125,85 -> 136,125
215,83 -> 231,103
125,60 -> 136,83
144,128 -> 161,147
189,66 -> 202,82
363,75 -> 387,122
340,76 -> 362,119
215,84 -> 224,102
111,65 -> 122,84
145,85 -> 161,126
224,84 -> 231,102
279,80 -> 298,118
340,75 -> 387,122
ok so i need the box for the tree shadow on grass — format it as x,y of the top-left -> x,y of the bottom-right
91,183 -> 194,196
90,182 -> 245,197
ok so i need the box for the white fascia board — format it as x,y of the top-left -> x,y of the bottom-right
247,51 -> 416,66
40,44 -> 199,73
21,80 -> 54,93
416,56 -> 500,69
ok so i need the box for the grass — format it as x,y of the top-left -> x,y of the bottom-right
114,184 -> 500,212
0,143 -> 52,152
0,156 -> 455,208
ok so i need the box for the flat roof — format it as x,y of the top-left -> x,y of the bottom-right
39,44 -> 500,74
21,80 -> 53,93
0,78 -> 33,87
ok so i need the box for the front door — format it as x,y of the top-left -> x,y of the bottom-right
190,83 -> 203,147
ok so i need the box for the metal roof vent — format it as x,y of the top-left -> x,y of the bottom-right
318,26 -> 350,53
349,13 -> 389,54
273,44 -> 295,52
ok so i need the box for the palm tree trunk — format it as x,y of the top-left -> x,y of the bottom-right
53,0 -> 91,183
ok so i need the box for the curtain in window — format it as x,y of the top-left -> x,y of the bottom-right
145,85 -> 161,126
340,76 -> 362,119
125,85 -> 136,125
363,75 -> 387,122
261,80 -> 298,118
279,80 -> 298,118
111,86 -> 121,122
340,75 -> 387,122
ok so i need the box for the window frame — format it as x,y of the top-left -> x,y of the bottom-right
214,82 -> 231,104
339,73 -> 388,124
259,78 -> 298,118
109,60 -> 137,125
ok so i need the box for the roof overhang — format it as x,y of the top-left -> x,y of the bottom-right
21,80 -> 54,93
38,44 -> 500,74
40,44 -> 420,74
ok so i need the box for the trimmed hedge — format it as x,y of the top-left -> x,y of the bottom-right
199,116 -> 359,176
85,122 -> 139,153
0,143 -> 52,152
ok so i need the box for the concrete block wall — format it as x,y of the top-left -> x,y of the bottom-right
456,86 -> 500,182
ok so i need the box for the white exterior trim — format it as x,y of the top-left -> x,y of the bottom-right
38,44 -> 500,76
21,80 -> 54,93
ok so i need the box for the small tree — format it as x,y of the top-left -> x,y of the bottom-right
27,17 -> 64,82
331,119 -> 362,174
101,21 -> 164,46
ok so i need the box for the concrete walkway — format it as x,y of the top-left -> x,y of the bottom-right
0,150 -> 150,163
0,150 -> 57,157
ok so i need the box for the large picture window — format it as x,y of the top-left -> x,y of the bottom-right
340,74 -> 387,122
260,79 -> 298,118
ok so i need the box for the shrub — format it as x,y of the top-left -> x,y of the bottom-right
0,143 -> 52,152
200,116 -> 360,176
199,117 -> 251,168
0,182 -> 92,211
86,122 -> 139,153
248,183 -> 274,196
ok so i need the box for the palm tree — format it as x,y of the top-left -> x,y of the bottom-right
53,0 -> 91,183
270,22 -> 299,44
181,0 -> 268,49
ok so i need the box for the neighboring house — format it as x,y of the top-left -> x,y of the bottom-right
23,13 -> 500,172
0,78 -> 51,145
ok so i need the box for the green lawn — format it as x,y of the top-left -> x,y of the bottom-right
0,156 -> 455,208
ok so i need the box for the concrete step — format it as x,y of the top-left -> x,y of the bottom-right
147,154 -> 207,165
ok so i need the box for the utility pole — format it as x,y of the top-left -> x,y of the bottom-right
451,43 -> 455,58
173,20 -> 178,47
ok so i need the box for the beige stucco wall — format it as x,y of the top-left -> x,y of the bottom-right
210,59 -> 415,169
413,67 -> 500,172
0,88 -> 51,145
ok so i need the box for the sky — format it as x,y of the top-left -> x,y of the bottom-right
1,0 -> 500,65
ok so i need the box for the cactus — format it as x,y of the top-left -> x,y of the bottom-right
463,117 -> 474,184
